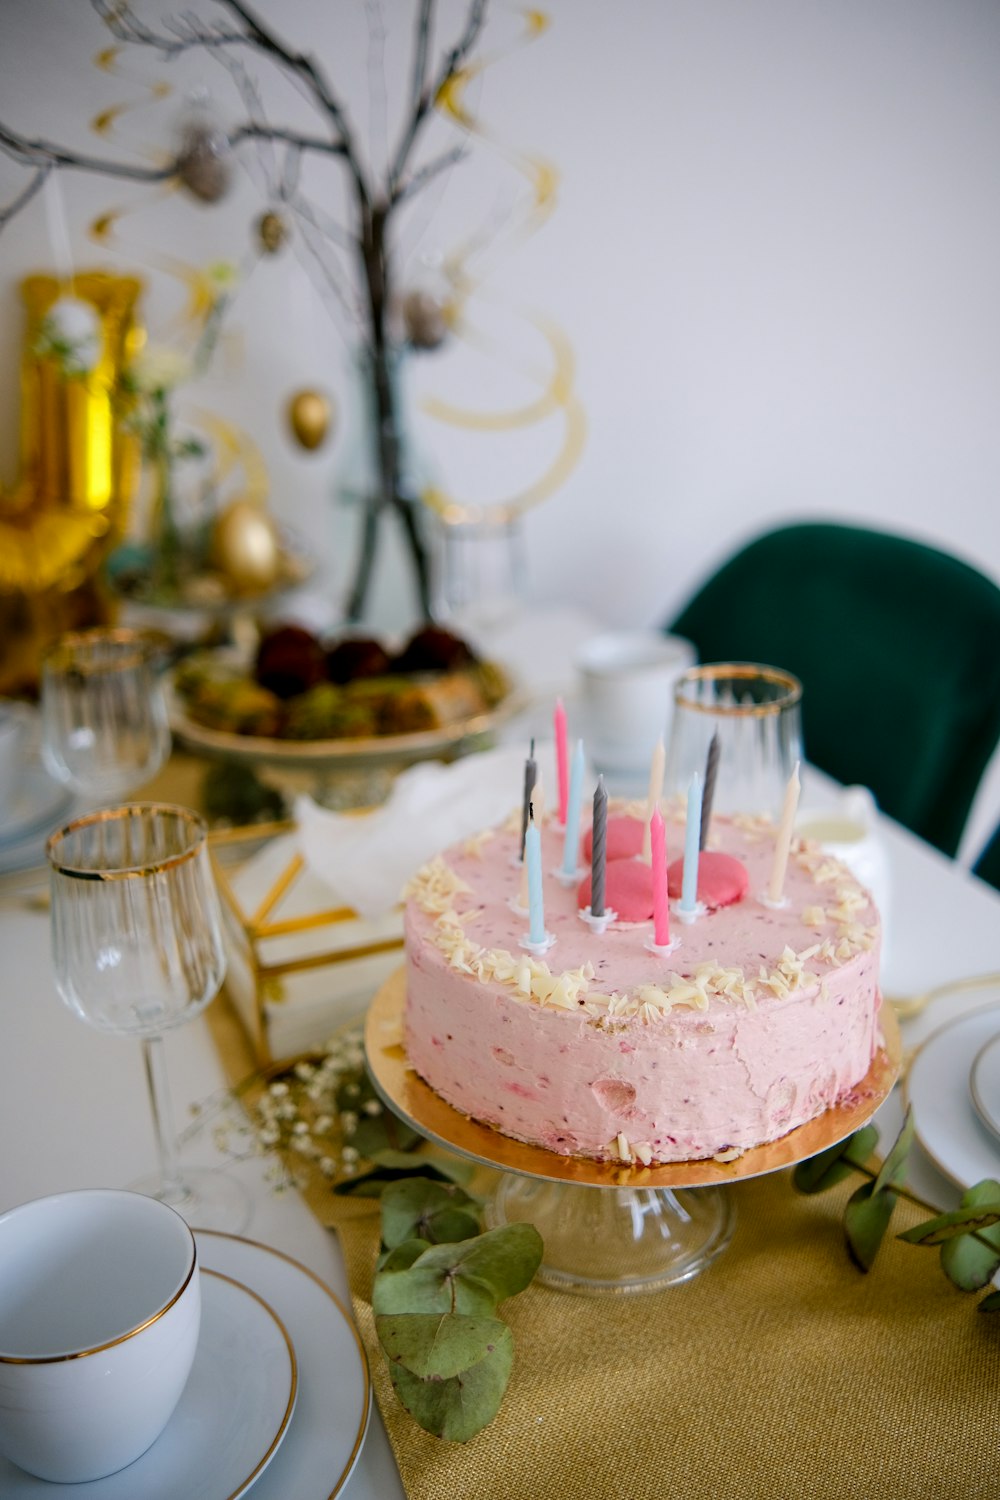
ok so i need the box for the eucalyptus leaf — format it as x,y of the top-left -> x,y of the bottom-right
381,1178 -> 482,1250
844,1179 -> 897,1272
898,1204 -> 1000,1247
372,1223 -> 543,1318
334,1163 -> 466,1198
871,1108 -> 914,1194
378,1238 -> 431,1274
385,1328 -> 515,1441
369,1149 -> 475,1184
792,1124 -> 880,1194
941,1181 -> 1000,1291
977,1289 -> 1000,1312
351,1111 -> 422,1159
376,1312 -> 510,1379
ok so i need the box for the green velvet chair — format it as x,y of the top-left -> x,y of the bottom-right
973,823 -> 1000,892
667,521 -> 1000,856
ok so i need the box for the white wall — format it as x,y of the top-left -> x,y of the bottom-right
2,0 -> 1000,849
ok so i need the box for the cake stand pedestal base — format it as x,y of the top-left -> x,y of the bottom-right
486,1176 -> 734,1296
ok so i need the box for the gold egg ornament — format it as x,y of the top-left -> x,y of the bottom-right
210,500 -> 281,593
287,389 -> 333,452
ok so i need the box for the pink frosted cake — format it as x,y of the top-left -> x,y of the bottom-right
402,805 -> 882,1165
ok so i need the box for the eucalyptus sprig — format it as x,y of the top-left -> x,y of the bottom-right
202,1025 -> 543,1440
795,1110 -> 1000,1307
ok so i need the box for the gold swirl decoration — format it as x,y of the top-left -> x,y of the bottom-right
421,8 -> 585,526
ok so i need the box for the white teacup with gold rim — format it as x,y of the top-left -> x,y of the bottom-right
0,1189 -> 201,1483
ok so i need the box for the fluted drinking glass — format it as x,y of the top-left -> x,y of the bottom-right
41,628 -> 170,803
666,662 -> 803,822
46,803 -> 248,1231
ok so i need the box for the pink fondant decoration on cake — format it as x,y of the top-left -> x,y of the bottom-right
667,850 -> 749,909
577,857 -> 654,921
582,815 -> 644,863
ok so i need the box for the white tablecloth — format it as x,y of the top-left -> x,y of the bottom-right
2,765 -> 1000,1496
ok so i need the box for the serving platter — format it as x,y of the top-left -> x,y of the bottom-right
168,675 -> 525,773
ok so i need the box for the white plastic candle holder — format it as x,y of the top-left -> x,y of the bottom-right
645,935 -> 681,957
519,932 -> 555,956
507,895 -> 529,918
579,906 -> 618,935
757,891 -> 790,911
553,865 -> 586,888
673,900 -> 707,925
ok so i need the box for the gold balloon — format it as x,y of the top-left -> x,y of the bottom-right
287,389 -> 333,452
210,500 -> 281,593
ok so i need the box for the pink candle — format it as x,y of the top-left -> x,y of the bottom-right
554,698 -> 569,825
650,807 -> 670,946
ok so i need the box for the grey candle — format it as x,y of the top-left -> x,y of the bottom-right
519,738 -> 537,862
699,731 -> 720,851
591,774 -> 608,918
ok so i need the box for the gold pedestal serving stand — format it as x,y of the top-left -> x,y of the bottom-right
365,972 -> 901,1296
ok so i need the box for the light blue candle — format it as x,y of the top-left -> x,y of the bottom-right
561,739 -> 586,876
526,819 -> 547,944
680,771 -> 703,913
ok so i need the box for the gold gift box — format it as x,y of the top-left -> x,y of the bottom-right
209,823 -> 404,1066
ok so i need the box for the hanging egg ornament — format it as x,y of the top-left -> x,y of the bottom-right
257,210 -> 290,254
402,288 -> 449,351
210,500 -> 281,593
175,109 -> 234,204
286,389 -> 333,452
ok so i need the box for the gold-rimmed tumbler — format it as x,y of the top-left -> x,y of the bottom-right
46,804 -> 248,1231
666,662 -> 803,822
41,629 -> 170,803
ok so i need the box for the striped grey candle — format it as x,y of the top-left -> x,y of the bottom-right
699,731 -> 720,851
591,774 -> 608,917
519,739 -> 537,861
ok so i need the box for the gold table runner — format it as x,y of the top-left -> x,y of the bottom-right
205,996 -> 1000,1500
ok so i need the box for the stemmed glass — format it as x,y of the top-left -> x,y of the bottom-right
46,803 -> 250,1231
666,662 -> 803,821
40,628 -> 171,803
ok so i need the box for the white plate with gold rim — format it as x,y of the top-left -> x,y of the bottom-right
195,1231 -> 371,1499
0,1268 -> 297,1498
907,1004 -> 1000,1189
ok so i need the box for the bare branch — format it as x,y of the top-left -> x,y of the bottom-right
391,143 -> 467,207
408,0 -> 435,123
228,124 -> 348,159
214,0 -> 371,206
0,163 -> 51,231
388,0 -> 487,195
94,0 -> 245,55
0,123 -> 174,184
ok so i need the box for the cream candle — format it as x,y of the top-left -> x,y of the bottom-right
767,760 -> 801,904
640,736 -> 666,864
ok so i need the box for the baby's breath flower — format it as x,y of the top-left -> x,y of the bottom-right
362,1099 -> 383,1117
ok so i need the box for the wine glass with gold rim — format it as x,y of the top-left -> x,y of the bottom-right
46,803 -> 249,1231
40,628 -> 171,804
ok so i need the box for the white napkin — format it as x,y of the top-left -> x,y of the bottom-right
294,742 -> 555,918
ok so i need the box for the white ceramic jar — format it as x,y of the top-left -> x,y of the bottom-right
0,1189 -> 201,1483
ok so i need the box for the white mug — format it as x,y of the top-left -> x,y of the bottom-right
0,1189 -> 201,1483
576,631 -> 696,782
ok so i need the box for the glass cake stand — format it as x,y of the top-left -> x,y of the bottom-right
364,972 -> 901,1297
